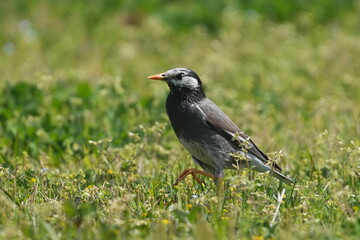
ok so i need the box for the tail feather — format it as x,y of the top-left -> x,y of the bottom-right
270,170 -> 294,185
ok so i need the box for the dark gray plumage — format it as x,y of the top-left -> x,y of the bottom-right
148,68 -> 293,185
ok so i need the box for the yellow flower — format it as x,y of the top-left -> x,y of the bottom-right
107,169 -> 113,174
30,178 -> 37,183
353,206 -> 359,212
187,204 -> 193,210
251,236 -> 264,240
142,212 -> 148,217
161,219 -> 170,225
87,185 -> 94,189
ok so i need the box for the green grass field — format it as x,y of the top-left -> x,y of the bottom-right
1,1 -> 359,239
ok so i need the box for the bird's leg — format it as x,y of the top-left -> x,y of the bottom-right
190,172 -> 204,185
174,168 -> 214,186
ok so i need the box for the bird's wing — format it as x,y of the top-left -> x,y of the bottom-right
196,98 -> 282,172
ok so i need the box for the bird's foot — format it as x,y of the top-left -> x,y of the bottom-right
173,168 -> 214,186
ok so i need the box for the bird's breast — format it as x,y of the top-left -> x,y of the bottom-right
166,96 -> 201,133
166,93 -> 237,170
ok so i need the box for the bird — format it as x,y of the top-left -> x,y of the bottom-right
148,68 -> 293,186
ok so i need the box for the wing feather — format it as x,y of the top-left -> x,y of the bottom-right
197,98 -> 282,172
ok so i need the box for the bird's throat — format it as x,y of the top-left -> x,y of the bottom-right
168,85 -> 206,103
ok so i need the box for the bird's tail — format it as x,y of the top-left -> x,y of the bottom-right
270,170 -> 294,185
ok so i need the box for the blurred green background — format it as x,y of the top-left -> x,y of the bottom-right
0,0 -> 359,239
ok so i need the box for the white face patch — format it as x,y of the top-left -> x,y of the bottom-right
171,76 -> 199,89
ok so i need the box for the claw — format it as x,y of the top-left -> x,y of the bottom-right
173,168 -> 214,186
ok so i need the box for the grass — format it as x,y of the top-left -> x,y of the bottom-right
0,1 -> 360,239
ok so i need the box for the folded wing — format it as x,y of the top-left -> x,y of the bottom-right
196,98 -> 283,172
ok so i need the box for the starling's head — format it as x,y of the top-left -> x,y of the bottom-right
148,68 -> 202,91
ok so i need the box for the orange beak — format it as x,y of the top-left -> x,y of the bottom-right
147,73 -> 166,81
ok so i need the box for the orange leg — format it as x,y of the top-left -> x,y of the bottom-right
174,168 -> 215,186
